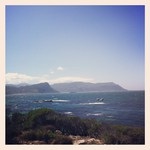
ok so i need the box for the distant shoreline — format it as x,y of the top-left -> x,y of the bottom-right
6,82 -> 129,95
6,90 -> 144,96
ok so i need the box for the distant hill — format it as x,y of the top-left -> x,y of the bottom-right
6,82 -> 58,95
51,82 -> 127,93
6,82 -> 127,95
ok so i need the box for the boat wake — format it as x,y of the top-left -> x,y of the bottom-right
34,99 -> 70,103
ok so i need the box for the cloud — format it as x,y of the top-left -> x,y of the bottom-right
6,73 -> 39,84
57,66 -> 64,71
49,76 -> 94,84
6,73 -> 94,85
50,71 -> 54,74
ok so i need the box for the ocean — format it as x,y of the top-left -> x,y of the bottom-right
6,91 -> 145,127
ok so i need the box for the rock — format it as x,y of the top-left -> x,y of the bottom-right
55,130 -> 62,135
69,135 -> 103,145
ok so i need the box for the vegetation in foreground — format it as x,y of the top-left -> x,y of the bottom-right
6,108 -> 144,144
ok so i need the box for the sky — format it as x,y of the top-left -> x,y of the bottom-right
6,6 -> 145,90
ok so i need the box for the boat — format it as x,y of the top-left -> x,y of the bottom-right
96,98 -> 104,102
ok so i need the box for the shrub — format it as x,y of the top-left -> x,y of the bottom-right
6,112 -> 26,144
6,108 -> 144,144
20,129 -> 55,143
83,118 -> 102,137
101,125 -> 144,144
24,108 -> 56,129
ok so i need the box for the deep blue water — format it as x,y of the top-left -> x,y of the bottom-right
6,91 -> 145,127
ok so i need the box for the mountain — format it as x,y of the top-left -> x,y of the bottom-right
51,82 -> 127,93
6,82 -> 127,95
6,82 -> 58,95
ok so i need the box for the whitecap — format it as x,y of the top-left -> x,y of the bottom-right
107,115 -> 113,118
64,112 -> 73,115
86,113 -> 102,116
79,102 -> 105,105
52,99 -> 70,102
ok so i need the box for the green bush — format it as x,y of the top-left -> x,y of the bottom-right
24,108 -> 102,137
54,115 -> 88,136
83,118 -> 102,137
20,129 -> 55,143
101,125 -> 144,144
24,108 -> 56,129
6,108 -> 145,144
6,112 -> 26,144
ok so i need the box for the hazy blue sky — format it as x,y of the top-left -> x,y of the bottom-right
6,6 -> 144,90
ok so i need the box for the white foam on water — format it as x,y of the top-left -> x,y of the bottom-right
79,102 -> 105,105
52,99 -> 70,102
86,113 -> 103,116
107,115 -> 113,118
64,112 -> 73,115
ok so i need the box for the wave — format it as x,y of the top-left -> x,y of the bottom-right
79,102 -> 105,105
107,115 -> 113,118
64,112 -> 73,115
52,100 -> 70,102
86,113 -> 103,116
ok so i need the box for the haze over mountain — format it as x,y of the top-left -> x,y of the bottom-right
51,82 -> 127,93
